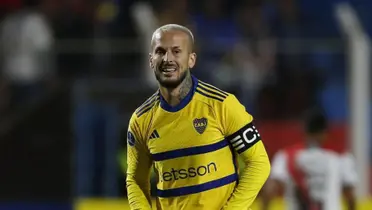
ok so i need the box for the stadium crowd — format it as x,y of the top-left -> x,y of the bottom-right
2,0 -> 371,120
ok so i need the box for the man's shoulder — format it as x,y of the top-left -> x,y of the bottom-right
132,91 -> 160,120
194,79 -> 234,104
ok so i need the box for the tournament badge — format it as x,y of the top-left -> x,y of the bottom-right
193,118 -> 208,134
127,131 -> 136,146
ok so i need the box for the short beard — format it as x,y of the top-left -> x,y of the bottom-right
155,69 -> 189,89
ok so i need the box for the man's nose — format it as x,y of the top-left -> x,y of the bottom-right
163,52 -> 175,62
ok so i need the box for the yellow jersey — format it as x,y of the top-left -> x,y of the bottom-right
126,75 -> 270,210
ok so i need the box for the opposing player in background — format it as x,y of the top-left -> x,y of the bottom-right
262,109 -> 357,210
126,24 -> 271,210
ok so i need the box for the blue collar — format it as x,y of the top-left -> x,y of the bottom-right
159,75 -> 198,112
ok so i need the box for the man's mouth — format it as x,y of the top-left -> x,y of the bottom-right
160,66 -> 177,73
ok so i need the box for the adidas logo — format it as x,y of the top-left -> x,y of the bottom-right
149,130 -> 160,139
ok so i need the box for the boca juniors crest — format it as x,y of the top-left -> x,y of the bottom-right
193,118 -> 208,134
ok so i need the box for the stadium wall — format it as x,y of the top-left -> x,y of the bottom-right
257,121 -> 348,158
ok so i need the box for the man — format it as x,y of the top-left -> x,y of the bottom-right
0,0 -> 54,108
126,24 -> 271,210
262,109 -> 357,210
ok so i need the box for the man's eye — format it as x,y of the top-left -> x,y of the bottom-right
174,50 -> 181,54
156,50 -> 164,54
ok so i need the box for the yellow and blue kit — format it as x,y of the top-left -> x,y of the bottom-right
126,75 -> 271,210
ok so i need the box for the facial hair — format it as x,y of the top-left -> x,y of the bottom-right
155,66 -> 189,89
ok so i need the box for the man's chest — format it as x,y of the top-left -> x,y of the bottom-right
146,108 -> 225,154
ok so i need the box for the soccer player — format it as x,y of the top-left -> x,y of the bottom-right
126,24 -> 271,210
262,109 -> 357,210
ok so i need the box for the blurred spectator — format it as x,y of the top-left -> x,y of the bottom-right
0,0 -> 55,109
91,0 -> 120,77
154,0 -> 192,27
264,0 -> 308,88
101,0 -> 140,78
131,1 -> 160,88
191,0 -> 238,84
233,0 -> 276,113
54,0 -> 95,78
258,0 -> 323,118
73,82 -> 121,197
72,0 -> 127,199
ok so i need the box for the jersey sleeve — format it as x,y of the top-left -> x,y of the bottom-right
126,114 -> 153,210
220,95 -> 271,210
221,95 -> 261,153
270,150 -> 289,182
340,153 -> 358,187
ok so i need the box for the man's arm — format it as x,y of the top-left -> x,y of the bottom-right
126,115 -> 153,210
343,186 -> 356,210
340,153 -> 358,210
261,179 -> 284,210
220,95 -> 271,210
261,151 -> 288,210
223,141 -> 271,210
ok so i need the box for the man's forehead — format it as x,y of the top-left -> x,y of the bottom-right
152,30 -> 190,47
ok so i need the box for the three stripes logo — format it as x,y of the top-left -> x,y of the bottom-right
195,81 -> 228,102
136,91 -> 160,117
149,130 -> 160,140
228,123 -> 261,154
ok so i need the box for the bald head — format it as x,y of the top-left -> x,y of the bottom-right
149,24 -> 197,89
151,24 -> 195,52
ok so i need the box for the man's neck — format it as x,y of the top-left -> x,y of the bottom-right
160,75 -> 193,107
306,139 -> 321,149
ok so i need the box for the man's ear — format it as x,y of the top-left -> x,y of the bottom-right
149,53 -> 154,69
188,52 -> 197,69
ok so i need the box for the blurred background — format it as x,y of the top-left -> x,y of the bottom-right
0,0 -> 371,209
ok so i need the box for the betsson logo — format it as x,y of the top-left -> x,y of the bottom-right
161,162 -> 217,182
